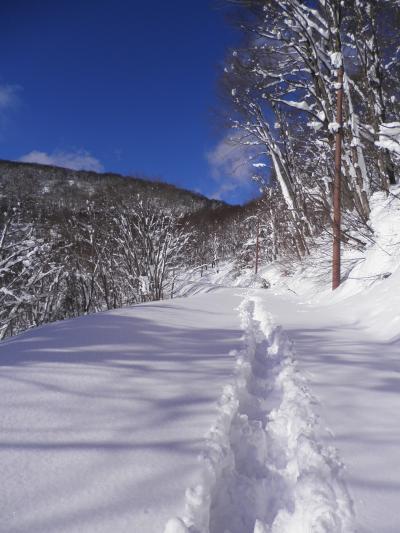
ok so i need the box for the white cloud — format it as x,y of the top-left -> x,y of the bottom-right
0,84 -> 21,139
19,149 -> 104,172
206,135 -> 265,200
0,84 -> 20,111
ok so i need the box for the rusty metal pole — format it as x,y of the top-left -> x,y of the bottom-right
332,65 -> 344,290
255,216 -> 260,275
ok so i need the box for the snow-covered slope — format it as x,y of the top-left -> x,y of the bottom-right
2,188 -> 400,533
273,185 -> 400,303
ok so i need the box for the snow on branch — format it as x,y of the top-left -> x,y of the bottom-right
375,122 -> 400,156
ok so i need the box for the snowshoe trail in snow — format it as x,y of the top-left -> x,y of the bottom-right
165,294 -> 354,533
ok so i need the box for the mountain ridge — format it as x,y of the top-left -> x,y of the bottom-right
0,158 -> 228,213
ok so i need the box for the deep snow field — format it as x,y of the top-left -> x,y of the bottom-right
1,187 -> 400,533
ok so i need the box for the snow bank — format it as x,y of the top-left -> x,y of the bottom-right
334,185 -> 400,300
252,184 -> 400,305
166,296 -> 354,532
342,258 -> 400,342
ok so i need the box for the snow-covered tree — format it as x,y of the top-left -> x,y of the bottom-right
222,0 -> 399,256
0,207 -> 63,338
113,198 -> 190,302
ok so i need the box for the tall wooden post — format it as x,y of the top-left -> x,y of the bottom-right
332,65 -> 344,290
255,217 -> 260,275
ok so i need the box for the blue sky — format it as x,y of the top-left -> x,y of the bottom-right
0,0 -> 260,204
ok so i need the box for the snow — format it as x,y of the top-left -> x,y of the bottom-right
173,186 -> 400,532
279,99 -> 314,112
329,52 -> 343,69
328,121 -> 341,134
174,296 -> 353,532
307,120 -> 323,131
2,188 -> 400,532
0,290 -> 244,532
253,288 -> 400,533
269,184 -> 400,304
164,517 -> 189,533
375,122 -> 400,155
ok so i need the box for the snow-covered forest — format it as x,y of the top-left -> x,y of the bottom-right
2,2 -> 400,340
1,1 -> 400,532
0,161 -> 237,338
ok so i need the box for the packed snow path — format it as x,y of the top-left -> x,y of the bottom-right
172,295 -> 353,533
1,286 -> 399,532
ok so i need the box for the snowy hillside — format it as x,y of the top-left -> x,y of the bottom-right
2,187 -> 400,533
0,159 -> 224,214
